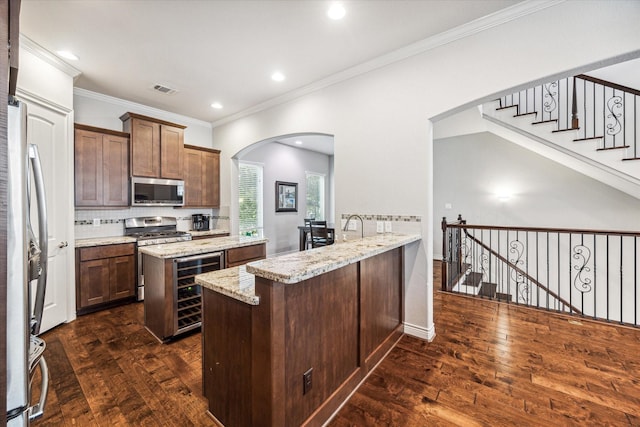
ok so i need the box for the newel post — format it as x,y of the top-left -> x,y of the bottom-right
571,76 -> 579,129
441,217 -> 448,291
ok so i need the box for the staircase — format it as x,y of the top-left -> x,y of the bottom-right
482,74 -> 640,199
442,216 -> 640,327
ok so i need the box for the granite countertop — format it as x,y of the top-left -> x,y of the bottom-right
189,229 -> 229,237
138,235 -> 267,259
246,233 -> 421,284
75,236 -> 137,248
195,265 -> 259,305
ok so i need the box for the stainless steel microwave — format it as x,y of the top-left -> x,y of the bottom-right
131,177 -> 184,207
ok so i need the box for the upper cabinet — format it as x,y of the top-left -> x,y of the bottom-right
120,112 -> 185,179
74,124 -> 130,208
184,145 -> 221,208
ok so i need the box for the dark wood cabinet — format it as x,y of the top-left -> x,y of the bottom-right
202,247 -> 403,427
74,124 -> 129,207
226,243 -> 266,268
120,112 -> 185,179
76,243 -> 136,314
184,144 -> 220,208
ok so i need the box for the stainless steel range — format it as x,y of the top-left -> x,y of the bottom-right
124,216 -> 191,300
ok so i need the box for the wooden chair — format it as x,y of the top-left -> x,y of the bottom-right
309,220 -> 334,248
303,218 -> 314,249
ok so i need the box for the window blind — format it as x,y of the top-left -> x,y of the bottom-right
239,162 -> 263,234
305,172 -> 325,220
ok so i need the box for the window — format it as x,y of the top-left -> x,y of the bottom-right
305,172 -> 325,220
238,162 -> 263,236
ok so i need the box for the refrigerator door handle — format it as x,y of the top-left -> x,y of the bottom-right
28,143 -> 48,336
28,356 -> 49,421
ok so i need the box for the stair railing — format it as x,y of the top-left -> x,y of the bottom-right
498,73 -> 640,161
573,74 -> 640,157
442,216 -> 640,327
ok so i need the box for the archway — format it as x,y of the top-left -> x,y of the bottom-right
232,132 -> 335,255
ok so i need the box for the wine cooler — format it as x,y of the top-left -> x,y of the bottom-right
173,252 -> 224,335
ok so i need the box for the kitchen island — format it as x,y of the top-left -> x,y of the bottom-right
196,233 -> 421,427
138,235 -> 267,341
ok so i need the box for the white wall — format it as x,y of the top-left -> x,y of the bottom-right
241,143 -> 331,255
211,1 -> 640,341
74,89 -> 213,148
433,132 -> 640,257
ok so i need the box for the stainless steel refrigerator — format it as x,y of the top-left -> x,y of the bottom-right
6,97 -> 50,426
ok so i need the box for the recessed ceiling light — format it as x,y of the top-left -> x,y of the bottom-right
295,140 -> 303,145
271,71 -> 285,82
327,3 -> 346,20
211,102 -> 223,109
56,50 -> 79,61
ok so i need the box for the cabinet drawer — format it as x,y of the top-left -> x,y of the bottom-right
226,244 -> 266,265
79,243 -> 135,261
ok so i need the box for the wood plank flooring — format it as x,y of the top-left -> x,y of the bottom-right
32,263 -> 640,426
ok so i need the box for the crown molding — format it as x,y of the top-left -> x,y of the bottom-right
74,87 -> 213,129
19,34 -> 82,80
211,0 -> 563,128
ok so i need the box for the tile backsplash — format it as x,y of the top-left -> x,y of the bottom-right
75,206 -> 230,240
338,213 -> 422,240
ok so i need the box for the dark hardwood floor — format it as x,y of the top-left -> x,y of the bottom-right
33,263 -> 640,426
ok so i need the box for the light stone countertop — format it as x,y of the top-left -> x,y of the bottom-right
189,229 -> 229,237
138,235 -> 267,259
196,265 -> 259,305
75,236 -> 137,248
246,233 -> 421,285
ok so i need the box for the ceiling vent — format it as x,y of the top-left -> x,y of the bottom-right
152,84 -> 178,95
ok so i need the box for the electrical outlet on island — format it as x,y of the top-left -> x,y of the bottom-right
303,368 -> 313,395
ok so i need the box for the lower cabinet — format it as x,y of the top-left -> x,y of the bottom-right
76,243 -> 136,314
144,242 -> 266,342
226,243 -> 266,268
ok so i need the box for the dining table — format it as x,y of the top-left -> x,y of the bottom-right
297,224 -> 336,251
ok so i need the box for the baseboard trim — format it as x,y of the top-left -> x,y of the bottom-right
403,321 -> 436,342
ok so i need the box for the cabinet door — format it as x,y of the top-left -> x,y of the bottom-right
131,118 -> 160,177
74,129 -> 103,206
79,258 -> 111,308
202,151 -> 220,208
110,255 -> 135,300
184,148 -> 202,207
103,134 -> 129,206
160,124 -> 184,179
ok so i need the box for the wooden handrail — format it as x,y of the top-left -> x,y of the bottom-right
447,223 -> 640,238
461,228 -> 582,314
576,73 -> 640,97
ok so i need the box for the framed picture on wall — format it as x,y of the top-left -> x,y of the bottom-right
276,181 -> 298,212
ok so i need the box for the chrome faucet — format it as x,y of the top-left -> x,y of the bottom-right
343,214 -> 364,239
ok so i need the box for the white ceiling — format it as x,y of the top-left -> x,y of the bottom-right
20,0 -> 522,125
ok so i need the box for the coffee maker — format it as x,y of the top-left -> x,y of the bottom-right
192,214 -> 210,231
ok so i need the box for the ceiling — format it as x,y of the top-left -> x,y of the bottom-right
20,0 -> 522,126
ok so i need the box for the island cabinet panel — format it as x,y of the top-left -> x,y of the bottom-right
202,290 -> 253,427
143,255 -> 175,341
360,247 -> 403,368
226,243 -> 266,268
282,263 -> 359,426
202,246 -> 406,427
